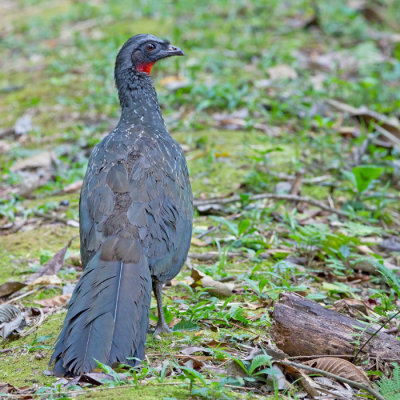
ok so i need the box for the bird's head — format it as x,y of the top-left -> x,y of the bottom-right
115,34 -> 184,76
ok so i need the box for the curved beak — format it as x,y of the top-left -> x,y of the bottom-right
158,44 -> 184,59
168,44 -> 185,56
166,44 -> 184,56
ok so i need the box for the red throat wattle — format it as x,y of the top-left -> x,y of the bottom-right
137,62 -> 155,74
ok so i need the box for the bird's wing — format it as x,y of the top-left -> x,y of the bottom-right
79,134 -> 193,274
125,138 -> 193,279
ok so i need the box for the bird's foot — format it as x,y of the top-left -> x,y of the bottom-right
154,323 -> 172,336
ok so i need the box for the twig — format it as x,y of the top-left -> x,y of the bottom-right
363,192 -> 400,201
270,172 -> 332,184
227,321 -> 259,336
0,347 -> 17,354
6,288 -> 39,304
194,193 -> 353,219
288,354 -> 354,360
2,381 -> 186,399
33,211 -> 70,225
188,251 -> 246,261
290,171 -> 302,196
278,360 -> 385,400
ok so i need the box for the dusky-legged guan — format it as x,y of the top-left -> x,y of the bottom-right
50,34 -> 193,376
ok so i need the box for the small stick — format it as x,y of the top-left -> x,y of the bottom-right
194,193 -> 353,219
6,288 -> 39,304
188,251 -> 246,261
33,211 -> 70,225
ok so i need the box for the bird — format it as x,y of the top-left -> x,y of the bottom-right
50,34 -> 193,376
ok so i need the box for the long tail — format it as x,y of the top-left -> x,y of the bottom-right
50,250 -> 151,376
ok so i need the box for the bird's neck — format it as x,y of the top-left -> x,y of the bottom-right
115,69 -> 166,129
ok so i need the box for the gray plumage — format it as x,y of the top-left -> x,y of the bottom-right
50,34 -> 193,376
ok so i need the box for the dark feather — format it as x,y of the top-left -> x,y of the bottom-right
51,252 -> 151,376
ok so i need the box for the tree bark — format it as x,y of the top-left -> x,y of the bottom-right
270,292 -> 400,360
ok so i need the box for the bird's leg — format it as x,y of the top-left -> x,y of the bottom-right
153,280 -> 172,335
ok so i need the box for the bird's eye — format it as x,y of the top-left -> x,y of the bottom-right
145,43 -> 156,51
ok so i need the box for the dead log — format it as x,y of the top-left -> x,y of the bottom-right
270,292 -> 400,361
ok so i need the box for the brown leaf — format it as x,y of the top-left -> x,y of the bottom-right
13,169 -> 51,197
35,294 -> 72,308
190,268 -> 234,297
333,298 -> 369,318
28,275 -> 62,289
244,302 -> 266,310
267,64 -> 298,80
190,237 -> 208,247
10,150 -> 55,171
181,346 -> 208,355
205,339 -> 229,348
282,362 -> 322,398
27,236 -> 76,283
0,281 -> 26,297
179,355 -> 207,370
303,357 -> 370,385
0,382 -> 18,394
63,180 -> 83,193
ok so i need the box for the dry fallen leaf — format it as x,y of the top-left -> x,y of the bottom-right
190,237 -> 208,247
267,64 -> 298,80
10,150 -> 55,172
27,236 -> 76,283
0,382 -> 19,395
12,169 -> 51,197
35,293 -> 72,308
63,180 -> 83,193
333,298 -> 369,317
267,364 -> 291,390
304,357 -> 370,386
0,281 -> 26,298
28,274 -> 62,289
281,361 -> 322,398
190,268 -> 234,297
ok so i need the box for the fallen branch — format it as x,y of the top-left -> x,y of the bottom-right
278,359 -> 385,400
270,292 -> 400,361
194,193 -> 352,219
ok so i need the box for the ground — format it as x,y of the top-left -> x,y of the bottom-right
1,0 -> 400,399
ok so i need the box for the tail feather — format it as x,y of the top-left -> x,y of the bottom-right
50,251 -> 151,376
